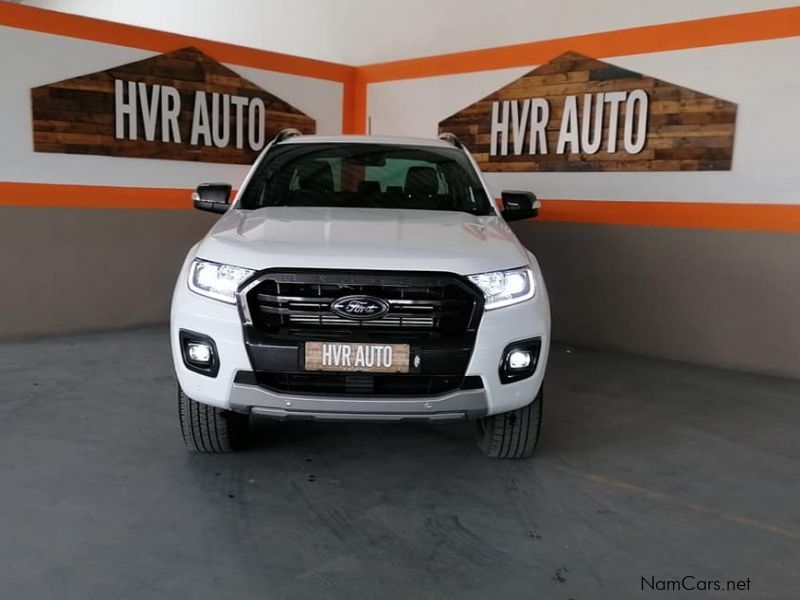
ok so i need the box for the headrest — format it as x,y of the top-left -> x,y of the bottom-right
296,161 -> 334,193
404,166 -> 439,196
357,180 -> 381,195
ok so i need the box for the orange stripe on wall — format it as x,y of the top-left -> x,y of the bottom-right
538,199 -> 800,233
2,182 -> 799,232
0,182 -> 194,211
358,6 -> 800,82
0,3 -> 354,83
341,72 -> 368,134
341,76 -> 356,134
342,69 -> 367,135
350,71 -> 368,135
5,2 -> 798,86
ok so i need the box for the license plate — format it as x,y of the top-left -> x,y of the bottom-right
304,342 -> 410,373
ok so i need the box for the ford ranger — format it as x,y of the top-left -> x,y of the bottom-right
171,130 -> 550,458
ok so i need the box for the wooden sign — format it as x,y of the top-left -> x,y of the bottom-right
304,342 -> 411,373
31,47 -> 316,164
439,51 -> 736,172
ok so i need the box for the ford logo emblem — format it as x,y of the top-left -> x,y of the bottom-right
330,295 -> 390,320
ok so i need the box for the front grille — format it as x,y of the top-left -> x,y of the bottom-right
240,269 -> 484,397
245,270 -> 481,341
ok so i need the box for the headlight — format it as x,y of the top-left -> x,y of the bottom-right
468,267 -> 535,309
188,258 -> 254,303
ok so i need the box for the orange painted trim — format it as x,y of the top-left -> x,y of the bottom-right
349,71 -> 368,134
341,76 -> 356,134
341,72 -> 368,134
0,3 -> 354,83
2,183 -> 799,232
358,6 -> 800,82
0,182 -> 194,211
536,199 -> 800,233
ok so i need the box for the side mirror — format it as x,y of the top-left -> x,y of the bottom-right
500,190 -> 540,222
192,183 -> 231,214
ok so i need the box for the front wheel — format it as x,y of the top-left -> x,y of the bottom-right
178,387 -> 250,453
476,387 -> 543,458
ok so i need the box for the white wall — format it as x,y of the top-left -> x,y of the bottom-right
23,0 -> 799,64
0,25 -> 342,189
367,37 -> 800,205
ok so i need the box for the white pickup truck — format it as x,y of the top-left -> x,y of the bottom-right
170,131 -> 550,458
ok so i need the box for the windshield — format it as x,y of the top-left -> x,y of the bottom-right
237,142 -> 494,215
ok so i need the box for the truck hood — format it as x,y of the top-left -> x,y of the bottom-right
195,207 -> 530,274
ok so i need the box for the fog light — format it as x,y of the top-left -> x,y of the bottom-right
187,342 -> 213,364
508,350 -> 531,369
499,338 -> 541,384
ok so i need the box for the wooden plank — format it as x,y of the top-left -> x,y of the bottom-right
494,77 -> 657,100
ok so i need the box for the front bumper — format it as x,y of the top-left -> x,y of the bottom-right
171,260 -> 551,417
230,373 -> 488,421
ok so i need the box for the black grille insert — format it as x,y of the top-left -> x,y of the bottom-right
243,270 -> 482,342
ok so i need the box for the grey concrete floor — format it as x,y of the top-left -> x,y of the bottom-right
0,328 -> 798,600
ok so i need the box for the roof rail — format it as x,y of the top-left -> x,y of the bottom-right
438,132 -> 464,149
273,128 -> 302,144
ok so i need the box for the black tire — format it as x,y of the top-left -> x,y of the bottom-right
178,387 -> 250,453
476,387 -> 543,458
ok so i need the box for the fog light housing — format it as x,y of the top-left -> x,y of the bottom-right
499,338 -> 541,384
179,330 -> 219,377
